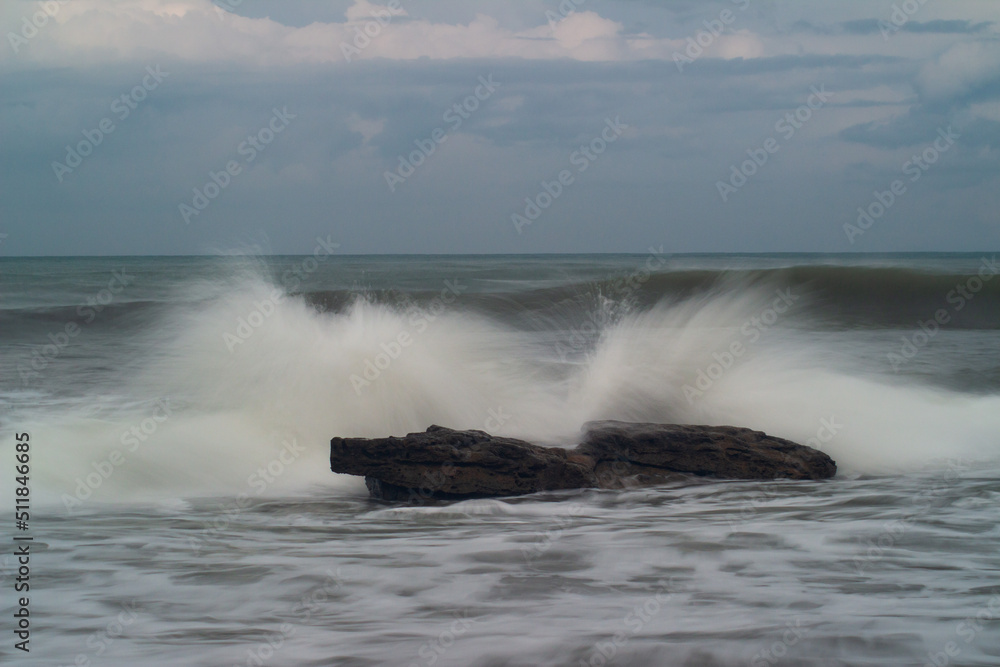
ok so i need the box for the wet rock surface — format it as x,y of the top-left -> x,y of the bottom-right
578,420 -> 837,482
330,422 -> 836,500
330,425 -> 595,499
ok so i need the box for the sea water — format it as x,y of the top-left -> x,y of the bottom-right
1,253 -> 999,666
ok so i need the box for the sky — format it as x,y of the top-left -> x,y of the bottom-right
1,0 -> 998,256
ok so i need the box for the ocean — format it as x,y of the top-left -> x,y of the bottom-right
1,253 -> 999,666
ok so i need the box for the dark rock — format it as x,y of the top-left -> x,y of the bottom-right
579,420 -> 837,481
330,422 -> 836,501
330,425 -> 595,499
591,460 -> 687,490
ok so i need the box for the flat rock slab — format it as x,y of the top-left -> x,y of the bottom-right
579,420 -> 837,482
330,425 -> 595,498
330,422 -> 836,501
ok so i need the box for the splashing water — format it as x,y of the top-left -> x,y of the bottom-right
4,258 -> 998,508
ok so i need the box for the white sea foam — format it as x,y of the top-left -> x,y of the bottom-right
5,270 -> 999,508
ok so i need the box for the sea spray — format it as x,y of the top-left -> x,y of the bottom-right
3,260 -> 1000,507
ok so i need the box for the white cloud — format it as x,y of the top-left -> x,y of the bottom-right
344,0 -> 408,23
967,101 -> 1000,123
712,30 -> 766,61
0,0 -> 716,67
347,113 -> 385,143
917,40 -> 1000,102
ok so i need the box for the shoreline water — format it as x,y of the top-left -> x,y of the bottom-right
1,253 -> 998,665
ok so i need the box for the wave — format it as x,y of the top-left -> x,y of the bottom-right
3,268 -> 999,508
301,263 -> 1000,330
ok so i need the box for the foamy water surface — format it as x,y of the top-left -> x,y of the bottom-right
1,254 -> 998,665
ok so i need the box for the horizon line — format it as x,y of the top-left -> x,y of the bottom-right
2,250 -> 998,259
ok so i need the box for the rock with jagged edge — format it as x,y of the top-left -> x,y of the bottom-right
330,422 -> 836,500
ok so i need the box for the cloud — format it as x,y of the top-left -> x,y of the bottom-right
838,19 -> 993,36
3,0 -> 999,255
905,20 -> 993,34
346,113 -> 385,143
917,39 -> 1000,103
344,0 -> 408,23
0,0 -> 706,67
839,109 -> 949,148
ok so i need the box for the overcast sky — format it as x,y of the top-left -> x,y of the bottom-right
1,0 -> 998,255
